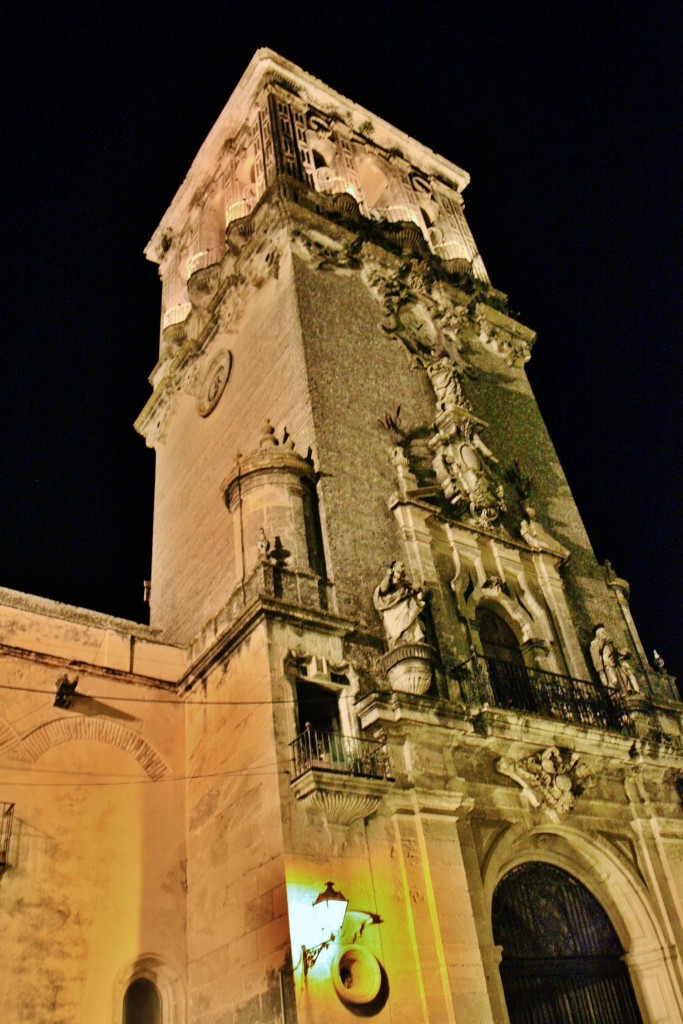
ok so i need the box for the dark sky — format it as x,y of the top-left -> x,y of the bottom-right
1,3 -> 680,680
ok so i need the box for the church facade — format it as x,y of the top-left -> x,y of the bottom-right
1,50 -> 682,1024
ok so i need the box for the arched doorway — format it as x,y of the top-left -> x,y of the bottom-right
476,607 -> 535,711
492,862 -> 643,1024
123,977 -> 162,1024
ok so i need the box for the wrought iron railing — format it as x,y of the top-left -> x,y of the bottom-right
457,656 -> 631,734
290,725 -> 391,781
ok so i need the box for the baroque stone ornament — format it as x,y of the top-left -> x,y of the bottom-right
426,352 -> 505,527
497,746 -> 591,818
589,625 -> 641,694
197,349 -> 232,417
361,258 -> 468,367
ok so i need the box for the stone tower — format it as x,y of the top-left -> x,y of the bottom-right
1,49 -> 682,1024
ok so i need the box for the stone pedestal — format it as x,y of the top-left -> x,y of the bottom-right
382,643 -> 434,695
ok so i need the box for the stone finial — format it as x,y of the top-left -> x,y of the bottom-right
259,419 -> 278,448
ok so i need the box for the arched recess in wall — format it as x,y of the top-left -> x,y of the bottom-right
482,824 -> 683,1024
112,954 -> 186,1024
21,718 -> 171,780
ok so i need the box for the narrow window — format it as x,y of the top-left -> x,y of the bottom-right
123,978 -> 162,1024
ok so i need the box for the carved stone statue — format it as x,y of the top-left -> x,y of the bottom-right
256,528 -> 272,562
373,561 -> 426,648
589,625 -> 640,694
653,650 -> 668,674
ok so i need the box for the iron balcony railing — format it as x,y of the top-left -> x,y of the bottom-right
457,656 -> 632,734
290,725 -> 391,782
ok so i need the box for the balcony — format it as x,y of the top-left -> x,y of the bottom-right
289,727 -> 392,826
291,726 -> 391,781
456,656 -> 632,735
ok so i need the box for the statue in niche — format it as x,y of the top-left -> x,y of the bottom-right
373,561 -> 426,648
589,625 -> 641,694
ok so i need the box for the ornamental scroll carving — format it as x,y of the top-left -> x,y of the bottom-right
497,746 -> 592,818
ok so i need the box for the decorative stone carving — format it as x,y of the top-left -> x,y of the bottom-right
426,354 -> 505,527
380,642 -> 434,695
290,771 -> 388,826
373,561 -> 426,648
519,507 -> 570,561
362,259 -> 467,367
497,746 -> 591,817
474,304 -> 535,366
653,650 -> 668,674
196,349 -> 232,417
426,349 -> 469,412
589,625 -> 641,694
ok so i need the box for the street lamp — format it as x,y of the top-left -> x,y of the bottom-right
301,881 -> 348,976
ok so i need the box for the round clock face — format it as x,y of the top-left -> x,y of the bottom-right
197,349 -> 232,417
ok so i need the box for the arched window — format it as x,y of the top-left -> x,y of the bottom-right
492,862 -> 643,1024
476,607 -> 534,711
123,978 -> 162,1024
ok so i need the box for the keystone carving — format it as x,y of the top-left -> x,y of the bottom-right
497,746 -> 591,818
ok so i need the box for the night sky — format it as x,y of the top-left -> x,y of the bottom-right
2,4 -> 680,680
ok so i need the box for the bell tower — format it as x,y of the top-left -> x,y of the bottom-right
133,50 -> 682,1024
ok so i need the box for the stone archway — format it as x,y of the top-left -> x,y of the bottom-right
482,824 -> 683,1024
21,718 -> 171,779
493,861 -> 643,1023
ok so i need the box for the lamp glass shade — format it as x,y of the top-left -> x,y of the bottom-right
312,881 -> 348,936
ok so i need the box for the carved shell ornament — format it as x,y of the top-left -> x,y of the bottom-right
197,349 -> 232,417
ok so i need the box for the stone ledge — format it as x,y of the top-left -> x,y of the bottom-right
291,769 -> 392,825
